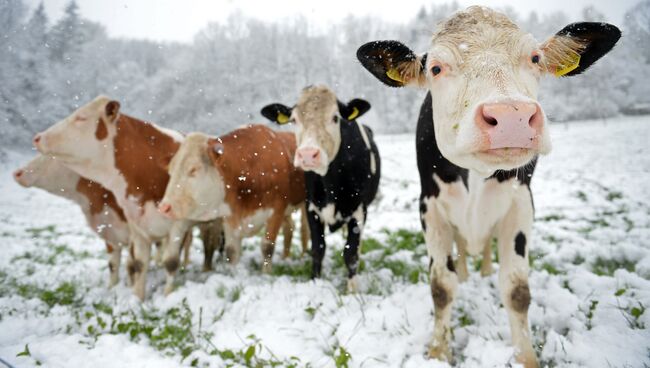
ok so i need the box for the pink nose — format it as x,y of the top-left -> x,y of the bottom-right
476,102 -> 543,150
158,203 -> 174,218
33,134 -> 42,146
296,147 -> 321,168
13,169 -> 24,179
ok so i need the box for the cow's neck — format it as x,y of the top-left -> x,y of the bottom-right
112,114 -> 180,208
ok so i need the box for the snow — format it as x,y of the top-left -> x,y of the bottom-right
1,117 -> 650,367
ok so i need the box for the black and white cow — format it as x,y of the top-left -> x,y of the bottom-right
261,85 -> 380,291
356,6 -> 620,367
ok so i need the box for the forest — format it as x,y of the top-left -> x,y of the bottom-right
1,0 -> 649,145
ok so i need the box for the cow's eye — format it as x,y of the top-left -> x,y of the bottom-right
188,167 -> 198,177
531,53 -> 540,64
431,65 -> 442,76
332,116 -> 339,124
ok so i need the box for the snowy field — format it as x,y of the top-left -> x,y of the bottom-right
1,116 -> 649,368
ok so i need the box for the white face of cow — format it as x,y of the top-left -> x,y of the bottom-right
261,85 -> 371,176
33,96 -> 119,170
291,86 -> 341,176
158,133 -> 228,222
13,155 -> 79,195
357,6 -> 621,176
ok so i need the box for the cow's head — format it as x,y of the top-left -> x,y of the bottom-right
33,96 -> 120,168
13,155 -> 76,192
158,133 -> 228,221
357,6 -> 620,175
261,85 -> 370,175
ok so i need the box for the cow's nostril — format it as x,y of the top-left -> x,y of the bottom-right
14,170 -> 23,178
33,134 -> 41,144
312,150 -> 320,159
485,116 -> 498,126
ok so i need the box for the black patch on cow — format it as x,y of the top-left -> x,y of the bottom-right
488,158 -> 537,186
419,201 -> 427,231
446,255 -> 456,273
431,281 -> 449,309
164,258 -> 179,274
515,232 -> 527,257
108,261 -> 115,273
429,256 -> 434,272
510,283 -> 531,313
128,259 -> 143,276
416,92 -> 467,205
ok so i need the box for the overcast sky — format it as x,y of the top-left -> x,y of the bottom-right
29,0 -> 637,43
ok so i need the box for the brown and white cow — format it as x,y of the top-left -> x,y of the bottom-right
32,96 -> 209,300
13,154 -> 129,287
158,125 -> 308,272
357,6 -> 620,367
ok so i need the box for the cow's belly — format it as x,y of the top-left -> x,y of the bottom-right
86,206 -> 130,247
229,208 -> 274,238
122,199 -> 172,240
429,172 -> 527,256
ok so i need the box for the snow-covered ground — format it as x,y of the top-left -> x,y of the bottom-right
1,117 -> 649,368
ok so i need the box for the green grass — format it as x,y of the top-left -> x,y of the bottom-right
591,257 -> 636,276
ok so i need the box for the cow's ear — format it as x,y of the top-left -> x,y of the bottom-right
357,40 -> 427,87
541,22 -> 621,77
261,103 -> 293,125
105,100 -> 121,122
339,99 -> 371,120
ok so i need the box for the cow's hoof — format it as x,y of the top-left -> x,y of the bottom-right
516,348 -> 539,368
426,343 -> 451,362
346,276 -> 359,293
108,277 -> 119,289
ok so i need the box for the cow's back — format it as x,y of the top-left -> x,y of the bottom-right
217,125 -> 304,219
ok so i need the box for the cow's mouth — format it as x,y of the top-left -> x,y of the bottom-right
474,147 -> 535,166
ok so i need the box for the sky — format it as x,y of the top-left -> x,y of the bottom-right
29,0 -> 639,43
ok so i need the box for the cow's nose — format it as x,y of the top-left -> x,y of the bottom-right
476,102 -> 543,149
296,147 -> 321,168
158,203 -> 174,218
33,134 -> 42,146
13,169 -> 23,179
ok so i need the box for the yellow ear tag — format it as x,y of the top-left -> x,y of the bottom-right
555,53 -> 581,77
277,112 -> 289,124
386,68 -> 404,83
348,107 -> 359,120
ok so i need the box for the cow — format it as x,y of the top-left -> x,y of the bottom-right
261,85 -> 381,292
356,6 -> 620,367
32,96 -> 220,300
14,154 -> 129,287
157,124 -> 309,273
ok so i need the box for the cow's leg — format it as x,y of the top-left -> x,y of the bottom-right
454,233 -> 469,282
162,220 -> 191,296
200,221 -> 223,271
300,205 -> 309,256
496,191 -> 537,368
481,237 -> 494,277
181,230 -> 192,268
106,243 -> 121,288
281,214 -> 294,259
223,223 -> 241,265
261,210 -> 285,273
422,196 -> 456,362
153,241 -> 163,265
127,232 -> 151,301
308,209 -> 326,278
343,217 -> 362,293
